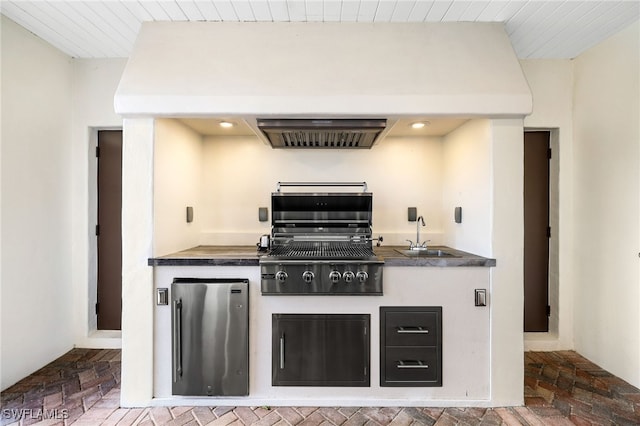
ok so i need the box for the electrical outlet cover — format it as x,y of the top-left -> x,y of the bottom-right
259,207 -> 269,222
454,207 -> 462,223
408,207 -> 417,222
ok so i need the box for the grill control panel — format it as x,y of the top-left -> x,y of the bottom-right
261,261 -> 383,295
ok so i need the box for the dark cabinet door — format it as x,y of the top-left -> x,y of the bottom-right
272,314 -> 370,386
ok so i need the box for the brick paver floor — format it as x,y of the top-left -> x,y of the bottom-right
1,349 -> 639,425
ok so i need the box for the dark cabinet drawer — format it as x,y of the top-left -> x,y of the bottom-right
380,306 -> 442,387
383,309 -> 440,347
383,347 -> 441,385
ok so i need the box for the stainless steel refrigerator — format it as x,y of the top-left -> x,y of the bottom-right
171,278 -> 249,396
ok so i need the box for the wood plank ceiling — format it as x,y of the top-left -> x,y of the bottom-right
1,1 -> 639,59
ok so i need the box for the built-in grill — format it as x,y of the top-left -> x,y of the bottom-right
260,182 -> 383,295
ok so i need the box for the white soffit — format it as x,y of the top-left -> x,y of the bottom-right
114,22 -> 532,117
1,1 -> 639,60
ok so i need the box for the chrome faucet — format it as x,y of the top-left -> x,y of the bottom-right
407,215 -> 429,251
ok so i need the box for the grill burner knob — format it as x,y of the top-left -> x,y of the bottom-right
302,271 -> 314,283
343,271 -> 355,283
275,270 -> 288,282
329,270 -> 342,284
356,271 -> 369,283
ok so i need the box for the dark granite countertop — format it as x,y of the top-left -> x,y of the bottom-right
148,245 -> 262,266
375,246 -> 496,267
149,245 -> 496,267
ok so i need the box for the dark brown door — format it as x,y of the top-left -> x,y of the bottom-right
97,130 -> 122,330
524,131 -> 550,332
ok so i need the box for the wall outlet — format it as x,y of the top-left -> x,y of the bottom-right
259,207 -> 268,222
455,206 -> 462,223
408,207 -> 417,222
157,288 -> 168,305
186,206 -> 194,223
475,289 -> 487,306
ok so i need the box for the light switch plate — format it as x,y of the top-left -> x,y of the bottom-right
186,206 -> 194,223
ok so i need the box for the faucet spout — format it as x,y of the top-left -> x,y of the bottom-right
412,216 -> 427,250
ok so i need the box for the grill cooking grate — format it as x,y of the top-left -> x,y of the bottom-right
268,242 -> 375,259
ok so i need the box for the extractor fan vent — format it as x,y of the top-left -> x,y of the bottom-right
257,119 -> 387,149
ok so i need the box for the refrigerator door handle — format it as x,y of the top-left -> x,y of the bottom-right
173,299 -> 183,380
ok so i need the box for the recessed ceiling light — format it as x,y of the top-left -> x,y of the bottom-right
219,121 -> 234,128
411,121 -> 429,129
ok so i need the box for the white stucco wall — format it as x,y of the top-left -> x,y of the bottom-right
154,119 -> 203,255
196,134 -> 444,249
115,22 -> 532,118
572,21 -> 640,388
71,58 -> 126,346
121,118 -> 155,405
519,59 -> 574,349
1,16 -> 75,390
442,119 -> 492,257
434,117 -> 526,405
488,118 -> 525,405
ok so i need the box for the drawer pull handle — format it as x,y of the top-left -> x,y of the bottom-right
279,335 -> 285,369
396,326 -> 429,334
396,360 -> 429,369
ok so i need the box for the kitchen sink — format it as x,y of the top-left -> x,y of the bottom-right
394,248 -> 460,258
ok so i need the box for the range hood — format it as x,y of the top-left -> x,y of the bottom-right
256,118 -> 387,149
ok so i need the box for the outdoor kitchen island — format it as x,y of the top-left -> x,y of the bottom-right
149,245 -> 495,407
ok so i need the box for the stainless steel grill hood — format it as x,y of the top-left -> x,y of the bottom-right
256,118 -> 387,149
